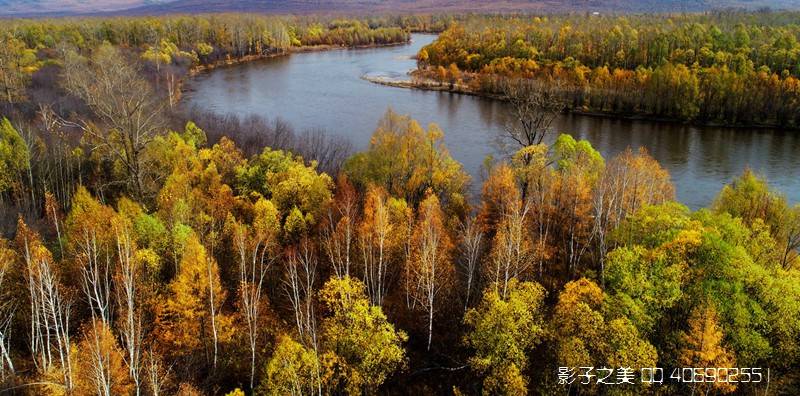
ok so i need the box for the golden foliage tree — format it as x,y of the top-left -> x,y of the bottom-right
593,147 -> 674,282
319,276 -> 407,394
344,109 -> 469,214
477,163 -> 521,239
73,320 -> 134,396
464,280 -> 546,395
65,186 -> 118,324
260,334 -> 320,396
155,233 -> 231,367
679,304 -> 737,394
358,185 -> 405,307
551,278 -> 656,393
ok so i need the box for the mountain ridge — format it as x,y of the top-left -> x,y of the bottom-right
2,0 -> 797,17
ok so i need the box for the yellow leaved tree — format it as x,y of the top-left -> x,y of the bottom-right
155,233 -> 232,368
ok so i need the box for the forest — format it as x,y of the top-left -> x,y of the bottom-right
416,11 -> 800,128
0,10 -> 799,396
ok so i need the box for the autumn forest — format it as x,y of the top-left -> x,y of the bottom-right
0,9 -> 799,396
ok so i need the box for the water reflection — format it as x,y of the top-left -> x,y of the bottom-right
183,34 -> 800,209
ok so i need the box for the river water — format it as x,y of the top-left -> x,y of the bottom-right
183,34 -> 800,209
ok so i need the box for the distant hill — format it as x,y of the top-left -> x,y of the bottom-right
0,0 -> 167,16
2,0 -> 797,17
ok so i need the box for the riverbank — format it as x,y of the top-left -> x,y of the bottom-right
189,40 -> 412,77
363,74 -> 798,131
184,31 -> 800,209
178,39 -> 411,103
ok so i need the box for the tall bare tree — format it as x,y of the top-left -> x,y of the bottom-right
284,239 -> 319,350
20,222 -> 73,392
144,349 -> 170,396
115,227 -> 142,396
322,177 -> 358,279
0,304 -> 13,383
410,195 -> 453,351
500,79 -> 565,149
78,229 -> 112,325
0,245 -> 15,381
62,44 -> 165,200
233,204 -> 278,390
458,215 -> 483,312
487,203 -> 531,299
359,186 -> 394,307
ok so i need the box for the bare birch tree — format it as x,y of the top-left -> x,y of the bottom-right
74,319 -> 133,396
487,203 -> 531,298
284,239 -> 319,350
207,249 -> 220,370
115,227 -> 142,396
144,349 -> 171,396
322,178 -> 358,279
359,186 -> 394,307
78,229 -> 112,325
458,216 -> 483,312
233,200 -> 279,390
0,304 -> 13,383
20,222 -> 73,392
410,195 -> 453,351
82,321 -> 114,396
0,246 -> 15,381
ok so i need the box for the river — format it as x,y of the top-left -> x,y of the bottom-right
183,33 -> 800,209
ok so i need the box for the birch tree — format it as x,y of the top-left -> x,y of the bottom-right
464,279 -> 546,395
409,194 -> 454,351
261,335 -> 320,396
284,238 -> 319,350
144,349 -> 171,396
486,202 -> 531,298
0,240 -> 15,381
319,276 -> 407,394
67,187 -> 117,325
114,223 -> 143,396
457,215 -> 483,312
592,147 -> 673,284
512,145 -> 556,280
73,320 -> 133,396
233,197 -> 279,390
550,135 -> 604,279
17,219 -> 73,392
358,185 -> 395,307
322,176 -> 358,279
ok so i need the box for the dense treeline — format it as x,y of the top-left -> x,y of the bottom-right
0,14 -> 415,112
0,10 -> 799,396
417,11 -> 800,127
1,102 -> 799,394
2,14 -> 413,56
